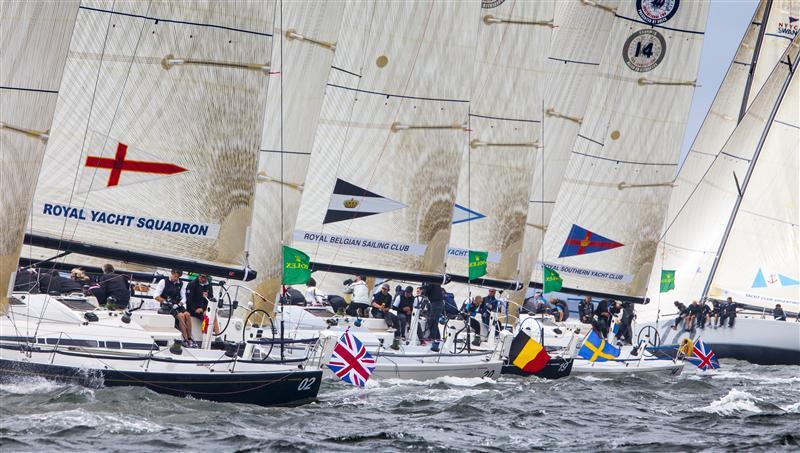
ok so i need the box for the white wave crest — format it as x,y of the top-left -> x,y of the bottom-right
0,377 -> 69,395
691,389 -> 762,416
782,401 -> 800,413
20,409 -> 164,434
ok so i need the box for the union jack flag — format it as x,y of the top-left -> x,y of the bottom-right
327,331 -> 376,387
685,338 -> 720,371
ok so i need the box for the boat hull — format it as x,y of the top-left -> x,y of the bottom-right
570,359 -> 684,376
501,357 -> 573,380
0,348 -> 321,406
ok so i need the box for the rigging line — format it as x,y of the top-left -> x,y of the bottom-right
613,13 -> 706,35
78,5 -> 272,37
326,83 -> 469,103
280,0 -> 284,253
260,148 -> 310,155
0,85 -> 58,94
468,112 -> 540,124
331,65 -> 361,78
739,0 -> 773,122
547,56 -> 600,66
570,150 -> 677,167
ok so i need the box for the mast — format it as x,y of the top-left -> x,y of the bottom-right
701,37 -> 799,301
738,0 -> 774,122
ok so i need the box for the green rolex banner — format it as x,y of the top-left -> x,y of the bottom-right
468,250 -> 488,280
660,270 -> 675,293
282,245 -> 311,285
543,266 -> 563,294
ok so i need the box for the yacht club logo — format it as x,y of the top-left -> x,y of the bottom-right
324,178 -> 406,224
637,0 -> 680,25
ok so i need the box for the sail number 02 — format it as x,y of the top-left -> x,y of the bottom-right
297,377 -> 316,391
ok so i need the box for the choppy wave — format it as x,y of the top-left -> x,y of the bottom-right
691,388 -> 763,416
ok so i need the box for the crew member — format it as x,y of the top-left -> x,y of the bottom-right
185,273 -> 219,336
94,264 -> 131,310
345,275 -> 370,317
154,269 -> 192,346
672,301 -> 687,330
725,297 -> 737,327
773,304 -> 787,321
578,296 -> 594,324
393,286 -> 415,338
304,277 -> 326,306
463,296 -> 485,346
371,283 -> 401,349
422,281 -> 445,341
697,301 -> 711,329
593,299 -> 612,338
618,300 -> 635,345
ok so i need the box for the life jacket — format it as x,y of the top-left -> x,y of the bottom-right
161,278 -> 182,303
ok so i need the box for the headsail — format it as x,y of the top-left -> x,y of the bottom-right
293,1 -> 481,280
708,35 -> 800,308
646,0 -> 798,307
538,0 -> 709,299
247,1 -> 345,306
1,1 -> 79,308
446,0 -> 555,285
26,2 -> 274,277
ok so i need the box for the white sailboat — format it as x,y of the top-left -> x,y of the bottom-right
284,0 -> 507,381
641,25 -> 800,366
3,1 -> 323,405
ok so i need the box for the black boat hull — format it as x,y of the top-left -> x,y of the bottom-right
0,358 -> 322,406
502,357 -> 573,379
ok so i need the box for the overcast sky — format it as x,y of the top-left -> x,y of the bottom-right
680,0 -> 759,164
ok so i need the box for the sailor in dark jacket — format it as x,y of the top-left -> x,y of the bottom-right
93,264 -> 131,309
725,297 -> 737,327
773,304 -> 787,321
154,269 -> 193,346
185,274 -> 219,335
578,296 -> 594,324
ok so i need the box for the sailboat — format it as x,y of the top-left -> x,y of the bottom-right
640,1 -> 800,365
279,0 -> 508,381
2,1 -> 323,406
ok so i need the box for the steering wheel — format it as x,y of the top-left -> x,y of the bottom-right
636,325 -> 661,349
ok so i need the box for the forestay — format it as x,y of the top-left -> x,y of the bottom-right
519,0 -> 620,288
539,0 -> 709,297
293,1 -> 481,277
646,0 -> 797,308
0,1 -> 79,308
27,1 -> 274,269
709,35 -> 800,308
446,0 -> 554,284
246,3 -> 345,307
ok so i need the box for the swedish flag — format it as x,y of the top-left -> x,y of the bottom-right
578,330 -> 620,362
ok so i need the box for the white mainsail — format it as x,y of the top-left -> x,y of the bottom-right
247,2 -> 345,304
646,0 -> 797,307
446,0 -> 555,284
293,1 -> 481,278
26,1 -> 274,271
1,1 -> 79,307
708,35 -> 800,309
538,0 -> 709,298
518,0 -> 621,290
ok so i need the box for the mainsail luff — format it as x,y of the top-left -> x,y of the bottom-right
26,1 -> 274,273
1,1 -> 79,309
446,0 -> 555,284
293,1 -> 482,282
537,0 -> 709,298
645,0 -> 798,308
707,34 -> 800,308
247,1 -> 346,307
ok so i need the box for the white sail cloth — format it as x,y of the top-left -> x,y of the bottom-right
1,1 -> 79,307
294,1 -> 481,277
446,0 -> 554,283
709,35 -> 800,308
539,0 -> 709,298
28,1 -> 274,267
247,2 -> 345,304
645,0 -> 798,308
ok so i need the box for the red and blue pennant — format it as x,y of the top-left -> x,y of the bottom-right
559,224 -> 623,258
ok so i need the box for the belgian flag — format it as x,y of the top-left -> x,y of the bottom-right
508,331 -> 551,373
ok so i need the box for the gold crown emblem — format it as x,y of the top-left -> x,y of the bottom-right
343,198 -> 359,209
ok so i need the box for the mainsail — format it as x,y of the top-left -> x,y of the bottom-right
293,1 -> 481,280
1,1 -> 79,307
538,0 -> 709,299
247,2 -> 345,306
646,0 -> 797,306
446,0 -> 555,285
26,1 -> 274,277
518,0 -> 621,291
708,35 -> 800,308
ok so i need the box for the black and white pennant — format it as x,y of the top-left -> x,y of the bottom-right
323,178 -> 407,224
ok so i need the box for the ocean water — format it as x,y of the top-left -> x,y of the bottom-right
1,360 -> 798,452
